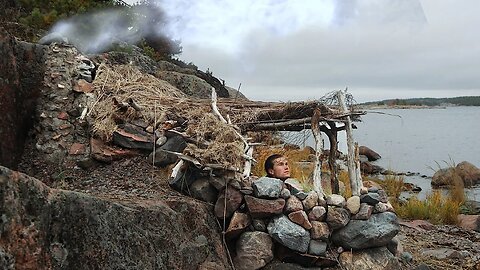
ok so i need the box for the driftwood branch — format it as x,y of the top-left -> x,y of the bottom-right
338,90 -> 361,196
243,146 -> 254,179
170,160 -> 185,180
211,88 -> 228,124
311,109 -> 325,196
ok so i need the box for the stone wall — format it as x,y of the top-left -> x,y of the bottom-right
179,175 -> 402,269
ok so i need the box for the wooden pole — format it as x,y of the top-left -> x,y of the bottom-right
311,109 -> 325,196
326,121 -> 339,194
243,145 -> 254,179
337,90 -> 360,196
355,142 -> 363,189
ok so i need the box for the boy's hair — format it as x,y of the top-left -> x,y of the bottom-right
264,154 -> 284,177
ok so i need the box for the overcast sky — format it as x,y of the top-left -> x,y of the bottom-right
127,0 -> 480,102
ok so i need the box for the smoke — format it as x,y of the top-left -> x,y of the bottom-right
43,4 -> 169,53
155,0 -> 336,54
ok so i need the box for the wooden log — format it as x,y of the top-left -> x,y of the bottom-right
337,90 -> 360,196
311,109 -> 325,196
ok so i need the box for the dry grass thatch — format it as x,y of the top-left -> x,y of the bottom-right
87,64 -> 363,170
88,64 -> 245,168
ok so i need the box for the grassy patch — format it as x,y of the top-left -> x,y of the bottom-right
390,165 -> 465,225
394,191 -> 462,225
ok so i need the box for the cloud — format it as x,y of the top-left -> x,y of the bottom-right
158,0 -> 479,101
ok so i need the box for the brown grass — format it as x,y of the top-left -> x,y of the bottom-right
338,170 -> 352,198
89,64 -> 245,168
394,191 -> 462,225
391,165 -> 465,225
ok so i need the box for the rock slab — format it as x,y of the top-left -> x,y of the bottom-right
267,215 -> 310,253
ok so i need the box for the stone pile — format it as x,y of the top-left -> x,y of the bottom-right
183,175 -> 402,269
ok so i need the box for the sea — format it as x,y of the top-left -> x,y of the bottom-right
286,106 -> 480,202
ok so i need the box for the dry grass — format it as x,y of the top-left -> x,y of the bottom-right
90,64 -> 186,141
394,191 -> 462,225
391,165 -> 465,225
338,170 -> 352,198
89,64 -> 245,168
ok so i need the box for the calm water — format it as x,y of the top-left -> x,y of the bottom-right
296,106 -> 480,201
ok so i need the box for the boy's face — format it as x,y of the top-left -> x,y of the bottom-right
268,157 -> 290,180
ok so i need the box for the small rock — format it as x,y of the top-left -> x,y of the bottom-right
245,196 -> 285,219
280,188 -> 291,199
214,186 -> 243,219
267,215 -> 310,253
190,179 -> 218,203
317,195 -> 327,207
57,111 -> 69,120
310,221 -> 330,240
352,203 -> 373,220
308,240 -> 327,256
226,212 -> 251,239
346,196 -> 361,214
457,214 -> 480,232
288,210 -> 312,230
307,206 -> 327,222
400,252 -> 413,263
68,143 -> 86,155
252,219 -> 267,232
326,207 -> 350,230
302,191 -> 319,210
360,193 -> 380,205
374,202 -> 388,213
233,231 -> 274,270
326,194 -> 346,207
285,196 -> 303,214
252,177 -> 283,199
360,187 -> 368,195
73,79 -> 93,93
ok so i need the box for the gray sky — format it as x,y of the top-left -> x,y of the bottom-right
128,0 -> 480,102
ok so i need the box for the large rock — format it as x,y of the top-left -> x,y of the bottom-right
267,215 -> 310,253
457,214 -> 480,232
0,166 -> 229,269
0,31 -> 46,168
432,167 -> 458,186
332,212 -> 400,250
233,232 -> 274,270
456,161 -> 480,186
361,161 -> 384,174
431,161 -> 480,187
359,146 -> 381,161
338,247 -> 401,270
252,177 -> 283,199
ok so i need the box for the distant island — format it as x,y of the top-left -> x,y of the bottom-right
360,96 -> 480,108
